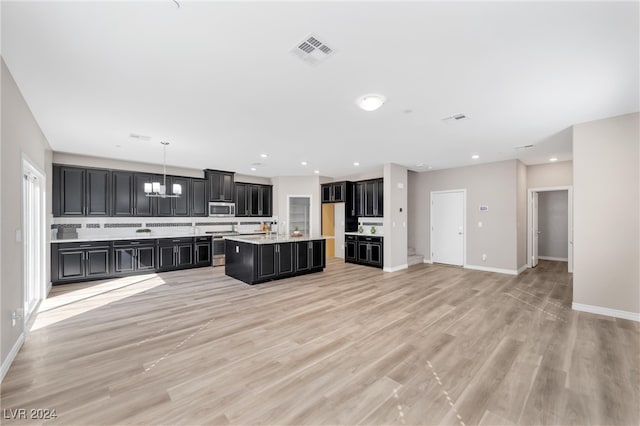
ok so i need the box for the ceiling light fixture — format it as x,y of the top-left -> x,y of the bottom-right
144,142 -> 181,198
250,167 -> 257,171
356,94 -> 386,112
313,170 -> 320,174
550,157 -> 558,162
471,154 -> 480,160
260,153 -> 268,158
353,162 -> 360,166
301,161 -> 308,166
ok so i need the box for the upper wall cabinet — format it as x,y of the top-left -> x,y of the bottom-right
112,171 -> 134,216
156,176 -> 191,217
53,165 -> 110,217
190,178 -> 208,217
235,183 -> 272,217
321,182 -> 347,203
205,170 -> 234,202
351,178 -> 383,218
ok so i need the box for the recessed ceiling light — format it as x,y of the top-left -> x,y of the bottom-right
313,170 -> 320,174
550,157 -> 558,162
250,167 -> 257,171
472,154 -> 480,160
353,162 -> 360,166
356,94 -> 386,112
301,161 -> 308,166
428,166 -> 433,170
260,154 -> 268,158
416,163 -> 425,167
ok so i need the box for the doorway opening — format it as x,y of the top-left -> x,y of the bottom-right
22,157 -> 47,321
528,186 -> 573,273
287,195 -> 312,236
430,189 -> 466,266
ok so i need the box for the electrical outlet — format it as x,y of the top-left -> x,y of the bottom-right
482,254 -> 487,261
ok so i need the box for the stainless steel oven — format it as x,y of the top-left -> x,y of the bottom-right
208,202 -> 235,217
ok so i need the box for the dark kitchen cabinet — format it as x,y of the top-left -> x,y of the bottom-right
85,169 -> 110,216
113,240 -> 155,273
54,166 -> 84,216
258,242 -> 295,280
361,179 -> 384,217
53,165 -> 111,217
321,182 -> 347,203
134,173 -> 156,216
53,242 -> 111,283
206,170 -> 234,202
157,176 -> 190,217
346,235 -> 383,268
236,183 -> 273,217
112,171 -> 134,216
355,182 -> 365,217
346,238 -> 357,262
191,178 -> 208,217
295,240 -> 325,272
194,237 -> 212,267
157,238 -> 194,271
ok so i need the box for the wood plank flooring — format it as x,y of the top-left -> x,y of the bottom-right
1,260 -> 638,425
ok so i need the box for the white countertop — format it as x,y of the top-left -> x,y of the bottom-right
345,232 -> 384,237
224,234 -> 333,245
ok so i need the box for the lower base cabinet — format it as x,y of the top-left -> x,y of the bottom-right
345,235 -> 383,268
226,239 -> 326,285
52,236 -> 213,285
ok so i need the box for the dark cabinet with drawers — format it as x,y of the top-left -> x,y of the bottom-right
53,165 -> 110,217
53,241 -> 111,282
235,183 -> 273,217
345,234 -> 383,268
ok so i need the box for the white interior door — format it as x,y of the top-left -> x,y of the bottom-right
532,192 -> 539,267
431,191 -> 464,266
23,162 -> 45,319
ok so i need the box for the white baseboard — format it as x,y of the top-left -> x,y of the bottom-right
383,264 -> 408,273
464,264 -> 518,275
538,256 -> 568,262
517,264 -> 528,274
423,258 -> 432,264
1,333 -> 25,382
572,303 -> 640,322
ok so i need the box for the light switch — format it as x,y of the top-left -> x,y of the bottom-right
15,229 -> 22,242
478,221 -> 483,228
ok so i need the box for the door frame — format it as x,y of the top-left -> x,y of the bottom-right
430,189 -> 467,266
527,186 -> 573,273
286,194 -> 313,235
21,154 -> 47,322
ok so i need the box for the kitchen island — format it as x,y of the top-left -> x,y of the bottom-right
224,234 -> 327,284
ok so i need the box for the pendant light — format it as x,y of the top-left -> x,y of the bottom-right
144,141 -> 182,198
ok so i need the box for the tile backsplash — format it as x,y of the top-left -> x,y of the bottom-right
357,218 -> 384,236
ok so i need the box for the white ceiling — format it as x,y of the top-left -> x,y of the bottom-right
2,1 -> 638,177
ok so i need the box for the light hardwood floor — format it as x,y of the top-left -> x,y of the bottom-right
1,260 -> 638,425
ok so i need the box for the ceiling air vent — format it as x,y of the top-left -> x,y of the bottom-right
442,113 -> 470,124
514,144 -> 534,151
129,133 -> 151,142
291,34 -> 335,66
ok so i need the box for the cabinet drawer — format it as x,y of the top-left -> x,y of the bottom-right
345,235 -> 358,241
112,239 -> 154,247
359,236 -> 383,243
56,241 -> 110,250
195,236 -> 211,242
158,237 -> 194,246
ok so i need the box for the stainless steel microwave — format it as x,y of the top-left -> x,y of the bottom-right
208,202 -> 236,217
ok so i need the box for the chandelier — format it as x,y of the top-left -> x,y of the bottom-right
144,141 -> 182,198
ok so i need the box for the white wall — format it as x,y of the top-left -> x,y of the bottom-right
271,176 -> 321,235
538,191 -> 569,260
1,59 -> 53,368
527,161 -> 573,188
408,160 -> 519,271
573,112 -> 639,317
383,163 -> 408,270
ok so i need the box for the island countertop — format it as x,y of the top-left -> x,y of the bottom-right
224,234 -> 332,245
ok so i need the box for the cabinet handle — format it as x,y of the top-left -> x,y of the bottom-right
173,239 -> 181,242
79,244 -> 92,247
131,242 -> 140,245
